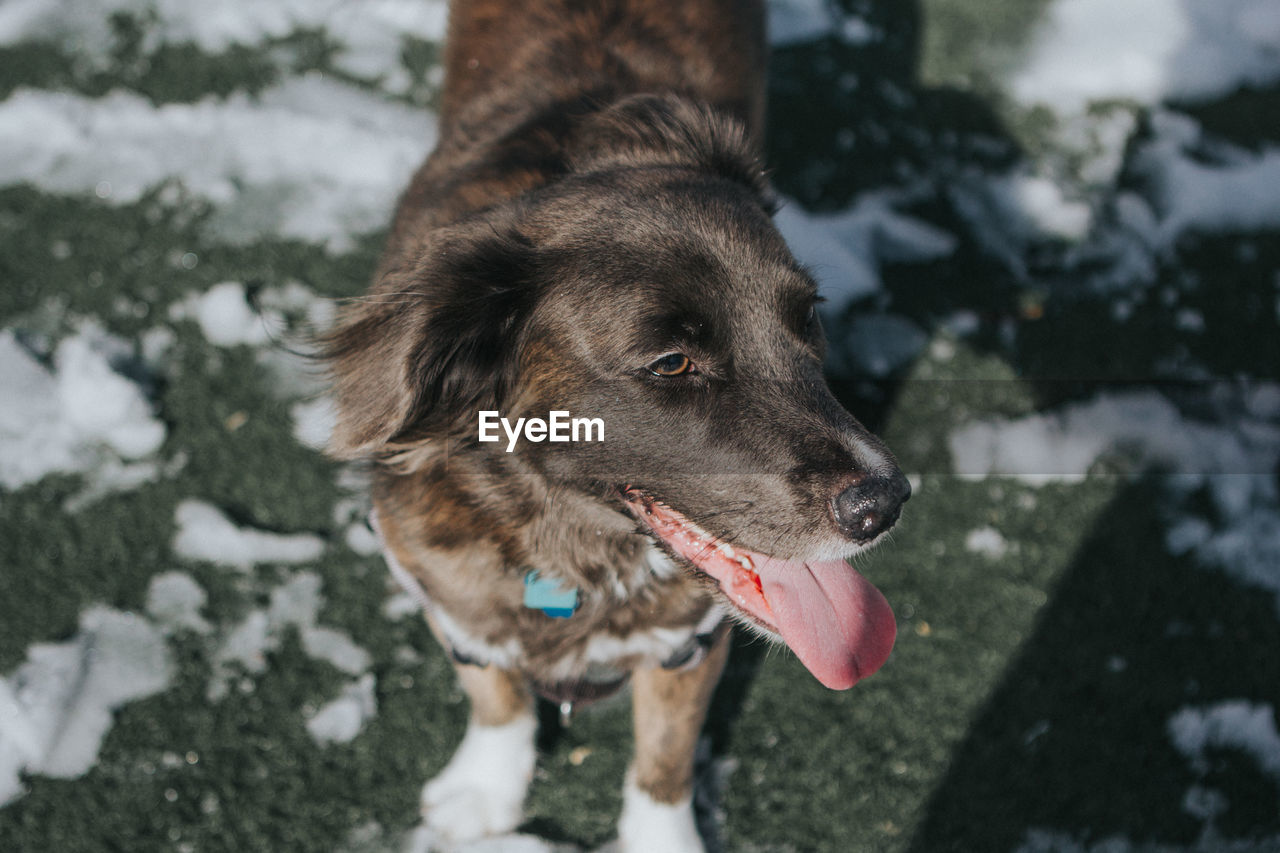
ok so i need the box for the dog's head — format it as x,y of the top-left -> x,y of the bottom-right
326,95 -> 909,689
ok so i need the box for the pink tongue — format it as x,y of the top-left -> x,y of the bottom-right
755,556 -> 896,690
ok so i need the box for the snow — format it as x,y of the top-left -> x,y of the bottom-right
1184,506 -> 1280,616
765,0 -> 880,47
1007,174 -> 1092,242
951,388 -> 1280,615
774,192 -> 957,313
207,572 -> 376,715
965,526 -> 1010,559
0,0 -> 1278,839
1168,701 -> 1280,780
0,76 -> 436,251
1013,0 -> 1280,110
1133,112 -> 1280,243
381,592 -> 420,622
0,607 -> 172,806
948,391 -> 1258,485
301,627 -> 373,676
170,281 -> 278,347
0,327 -> 165,491
306,673 -> 377,745
292,396 -> 337,451
171,499 -> 325,570
145,571 -> 213,635
0,0 -> 449,90
344,521 -> 382,557
972,0 -> 1280,247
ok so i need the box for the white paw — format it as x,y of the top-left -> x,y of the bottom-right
616,777 -> 705,853
421,714 -> 538,844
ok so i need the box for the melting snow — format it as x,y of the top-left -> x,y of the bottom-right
169,281 -> 280,347
775,192 -> 957,313
0,0 -> 449,91
171,499 -> 325,570
951,389 -> 1280,617
306,673 -> 377,745
1169,701 -> 1280,781
948,391 -> 1261,485
0,327 -> 165,490
965,526 -> 1011,559
1013,0 -> 1280,110
0,76 -> 436,251
206,571 -> 375,725
0,607 -> 172,806
292,397 -> 337,451
1133,112 -> 1280,244
145,571 -> 213,636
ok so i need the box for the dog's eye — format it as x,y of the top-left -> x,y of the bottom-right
648,353 -> 693,376
808,297 -> 825,325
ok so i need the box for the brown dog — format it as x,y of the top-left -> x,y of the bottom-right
324,0 -> 910,848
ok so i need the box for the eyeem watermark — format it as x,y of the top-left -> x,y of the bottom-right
478,410 -> 604,452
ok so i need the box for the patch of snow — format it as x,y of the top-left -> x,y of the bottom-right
172,499 -> 324,570
306,673 -> 377,744
948,390 -> 1259,485
208,610 -> 273,696
0,0 -> 449,90
982,0 -> 1280,254
766,0 -> 835,45
138,326 -> 177,368
0,607 -> 172,806
344,522 -> 381,557
1009,174 -> 1093,241
0,326 -> 165,490
291,396 -> 336,450
145,571 -> 213,635
323,0 -> 449,87
302,627 -> 372,676
775,192 -> 956,314
1169,701 -> 1280,780
1012,0 -> 1280,111
62,454 -> 181,514
965,526 -> 1010,559
0,76 -> 436,251
169,281 -> 279,347
1133,112 -> 1280,244
207,571 -> 375,703
767,0 -> 877,47
1188,507 -> 1280,616
381,591 -> 420,622
952,388 -> 1280,614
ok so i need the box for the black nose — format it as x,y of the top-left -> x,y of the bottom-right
832,472 -> 911,542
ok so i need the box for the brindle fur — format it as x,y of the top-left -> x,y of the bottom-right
324,0 -> 905,838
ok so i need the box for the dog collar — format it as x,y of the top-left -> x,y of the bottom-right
523,570 -> 579,618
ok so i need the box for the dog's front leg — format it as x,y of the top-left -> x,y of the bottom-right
421,662 -> 536,843
617,630 -> 731,853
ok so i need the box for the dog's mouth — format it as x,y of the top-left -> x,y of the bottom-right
621,488 -> 896,690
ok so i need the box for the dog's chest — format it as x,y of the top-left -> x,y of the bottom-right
376,513 -> 719,680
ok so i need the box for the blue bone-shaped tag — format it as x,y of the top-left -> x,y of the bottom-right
523,571 -> 579,618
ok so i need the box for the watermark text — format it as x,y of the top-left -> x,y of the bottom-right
478,410 -> 604,452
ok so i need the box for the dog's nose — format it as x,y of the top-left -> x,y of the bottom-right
831,472 -> 911,542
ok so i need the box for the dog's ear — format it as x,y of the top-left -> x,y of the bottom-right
322,225 -> 538,458
568,94 -> 775,210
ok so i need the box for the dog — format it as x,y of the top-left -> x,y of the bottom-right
323,0 -> 911,848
